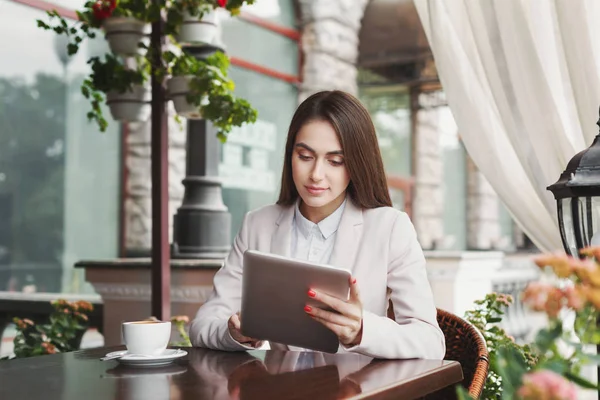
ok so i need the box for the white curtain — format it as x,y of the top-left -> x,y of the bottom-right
413,0 -> 600,252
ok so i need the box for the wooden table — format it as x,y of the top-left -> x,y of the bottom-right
0,346 -> 463,399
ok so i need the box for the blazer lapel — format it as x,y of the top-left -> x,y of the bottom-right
328,199 -> 363,273
270,205 -> 294,257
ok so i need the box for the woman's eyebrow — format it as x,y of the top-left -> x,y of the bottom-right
295,142 -> 343,156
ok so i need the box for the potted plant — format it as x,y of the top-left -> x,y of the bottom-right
458,250 -> 600,399
166,0 -> 255,46
85,0 -> 153,55
165,50 -> 257,141
83,54 -> 151,130
0,300 -> 94,360
37,0 -> 155,57
174,8 -> 219,47
36,0 -> 257,136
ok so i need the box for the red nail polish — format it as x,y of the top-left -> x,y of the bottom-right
304,305 -> 312,312
352,278 -> 357,284
308,290 -> 316,298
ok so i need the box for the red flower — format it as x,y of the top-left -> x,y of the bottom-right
41,342 -> 57,355
217,0 -> 227,7
92,0 -> 117,21
76,300 -> 94,312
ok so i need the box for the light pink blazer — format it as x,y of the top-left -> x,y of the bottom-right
189,200 -> 446,360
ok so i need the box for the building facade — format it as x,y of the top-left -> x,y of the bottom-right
0,0 -> 532,298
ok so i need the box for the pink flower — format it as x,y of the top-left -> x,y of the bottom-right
41,342 -> 57,354
545,287 -> 563,318
571,259 -> 600,286
496,294 -> 513,307
75,312 -> 89,321
562,286 -> 585,311
533,253 -> 573,278
579,285 -> 600,308
517,370 -> 577,400
522,282 -> 553,311
76,301 -> 94,312
521,282 -> 565,318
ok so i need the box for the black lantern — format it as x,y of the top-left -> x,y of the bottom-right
547,118 -> 600,259
547,115 -> 600,394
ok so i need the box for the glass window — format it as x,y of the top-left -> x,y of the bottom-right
243,0 -> 296,27
359,86 -> 412,211
498,202 -> 517,252
0,1 -> 120,294
220,67 -> 297,239
220,15 -> 298,76
439,109 -> 466,250
218,1 -> 299,239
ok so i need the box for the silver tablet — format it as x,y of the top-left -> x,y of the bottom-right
240,250 -> 351,353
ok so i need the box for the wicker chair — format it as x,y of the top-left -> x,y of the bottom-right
387,304 -> 489,398
435,308 -> 489,399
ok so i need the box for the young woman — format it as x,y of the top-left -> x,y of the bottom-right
189,91 -> 445,360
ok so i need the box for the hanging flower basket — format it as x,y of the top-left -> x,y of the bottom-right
106,85 -> 151,122
103,17 -> 150,56
176,11 -> 218,47
37,0 -> 258,136
167,75 -> 203,119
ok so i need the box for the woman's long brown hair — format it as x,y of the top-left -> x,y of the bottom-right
277,91 -> 392,209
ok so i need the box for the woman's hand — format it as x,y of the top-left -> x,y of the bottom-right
304,276 -> 363,347
228,312 -> 262,347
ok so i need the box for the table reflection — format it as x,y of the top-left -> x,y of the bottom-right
102,349 -> 455,400
103,363 -> 188,400
178,349 -> 372,400
0,346 -> 461,400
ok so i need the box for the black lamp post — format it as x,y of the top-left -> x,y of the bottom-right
170,43 -> 232,259
547,112 -> 600,393
547,119 -> 600,258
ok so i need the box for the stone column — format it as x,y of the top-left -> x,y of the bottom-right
412,91 -> 445,249
123,109 -> 187,256
297,0 -> 369,100
466,155 -> 503,249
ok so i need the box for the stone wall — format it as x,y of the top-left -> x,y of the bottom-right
466,156 -> 502,249
297,0 -> 369,100
412,92 -> 445,249
123,110 -> 187,254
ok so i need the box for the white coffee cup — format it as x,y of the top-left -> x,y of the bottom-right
122,320 -> 172,356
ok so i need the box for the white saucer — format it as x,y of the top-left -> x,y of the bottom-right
104,349 -> 187,367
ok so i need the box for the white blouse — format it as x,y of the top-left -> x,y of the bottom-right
291,199 -> 346,264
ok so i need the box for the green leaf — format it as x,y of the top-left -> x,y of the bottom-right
565,371 -> 600,389
493,344 -> 529,398
67,44 -> 78,56
456,385 -> 474,400
537,360 -> 568,374
535,324 -> 563,353
577,351 -> 600,365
